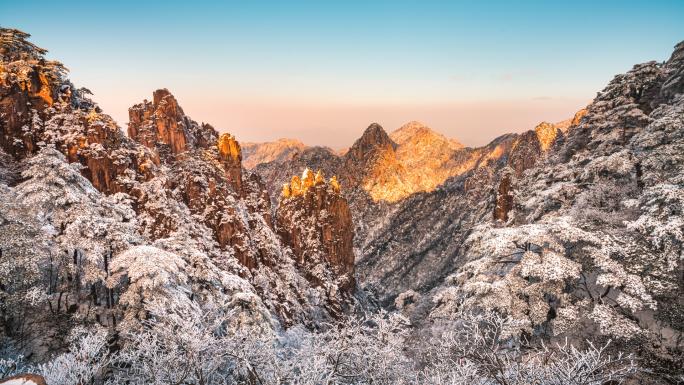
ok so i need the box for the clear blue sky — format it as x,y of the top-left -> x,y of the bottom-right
3,0 -> 684,148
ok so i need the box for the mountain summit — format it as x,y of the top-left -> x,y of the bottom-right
242,138 -> 309,169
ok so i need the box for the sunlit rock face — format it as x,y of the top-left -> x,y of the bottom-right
571,105 -> 591,126
534,122 -> 561,151
128,88 -> 219,161
217,133 -> 244,193
391,121 -> 469,193
242,138 -> 309,169
343,123 -> 415,203
0,57 -> 58,158
390,121 -> 464,150
277,169 -> 355,318
254,145 -> 359,206
507,120 -> 577,178
555,106 -> 591,133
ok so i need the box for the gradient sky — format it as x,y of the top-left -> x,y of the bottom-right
3,0 -> 684,149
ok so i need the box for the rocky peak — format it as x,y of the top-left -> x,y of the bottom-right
128,88 -> 219,162
255,146 -> 347,205
507,119 -> 569,177
346,123 -> 396,160
507,130 -> 542,178
571,105 -> 591,127
0,57 -> 160,195
217,133 -> 243,193
534,121 -> 561,151
128,89 -> 188,158
390,121 -> 464,150
343,123 -> 414,202
389,121 -> 427,146
242,138 -> 309,169
277,169 -> 355,317
554,105 -> 592,133
391,122 -> 469,192
194,123 -> 220,149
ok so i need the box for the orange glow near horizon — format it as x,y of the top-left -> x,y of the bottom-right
99,93 -> 592,150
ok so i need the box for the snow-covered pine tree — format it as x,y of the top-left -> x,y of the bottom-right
0,183 -> 49,349
13,146 -> 138,315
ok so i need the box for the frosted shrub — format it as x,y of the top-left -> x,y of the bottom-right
296,310 -> 415,384
20,302 -> 643,385
569,179 -> 639,227
35,327 -> 112,385
109,295 -> 286,385
422,307 -> 641,385
395,290 -> 420,310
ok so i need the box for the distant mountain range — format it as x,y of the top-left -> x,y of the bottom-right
246,115 -> 588,211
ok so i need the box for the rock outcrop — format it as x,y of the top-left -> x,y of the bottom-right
0,54 -> 158,195
533,122 -> 561,151
277,169 -> 355,317
506,121 -> 563,178
0,53 -> 61,158
492,173 -> 513,222
507,130 -> 542,178
254,146 -> 353,204
217,133 -> 243,193
570,105 -> 591,127
555,106 -> 591,133
128,89 -> 218,161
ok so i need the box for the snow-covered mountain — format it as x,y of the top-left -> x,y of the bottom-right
0,49 -> 359,337
2,25 -> 684,382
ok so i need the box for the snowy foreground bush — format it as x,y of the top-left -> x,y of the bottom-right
3,301 -> 642,385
